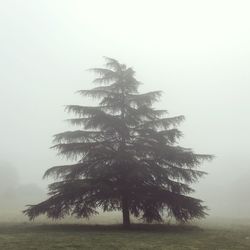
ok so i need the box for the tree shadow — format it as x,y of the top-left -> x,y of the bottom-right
5,223 -> 202,234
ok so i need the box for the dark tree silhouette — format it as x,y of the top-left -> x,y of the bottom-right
24,57 -> 213,227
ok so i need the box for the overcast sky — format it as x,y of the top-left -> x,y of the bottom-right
0,0 -> 250,217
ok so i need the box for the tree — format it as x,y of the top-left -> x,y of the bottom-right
24,57 -> 213,227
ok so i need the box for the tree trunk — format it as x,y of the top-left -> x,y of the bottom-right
122,196 -> 130,228
120,85 -> 130,228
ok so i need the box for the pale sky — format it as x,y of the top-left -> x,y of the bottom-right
0,0 -> 250,217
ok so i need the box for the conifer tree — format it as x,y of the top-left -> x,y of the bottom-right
24,57 -> 213,227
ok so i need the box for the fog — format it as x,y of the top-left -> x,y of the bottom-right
0,0 -> 250,220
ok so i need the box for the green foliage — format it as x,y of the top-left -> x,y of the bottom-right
24,57 -> 213,224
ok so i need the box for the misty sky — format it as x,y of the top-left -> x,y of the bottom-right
0,0 -> 250,216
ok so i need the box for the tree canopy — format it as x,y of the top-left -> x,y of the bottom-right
24,57 -> 213,227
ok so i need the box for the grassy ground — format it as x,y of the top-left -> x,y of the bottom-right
0,223 -> 250,250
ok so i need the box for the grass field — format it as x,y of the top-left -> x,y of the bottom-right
0,222 -> 250,250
